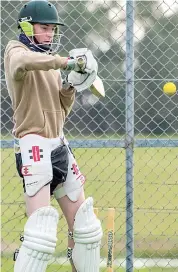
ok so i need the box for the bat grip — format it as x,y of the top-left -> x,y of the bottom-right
65,56 -> 86,72
76,56 -> 86,72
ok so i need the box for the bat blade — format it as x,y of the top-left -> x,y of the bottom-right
90,76 -> 105,98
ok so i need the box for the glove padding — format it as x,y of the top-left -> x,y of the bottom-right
67,70 -> 97,92
69,48 -> 98,74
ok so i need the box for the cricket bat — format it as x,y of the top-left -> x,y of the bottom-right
107,208 -> 115,272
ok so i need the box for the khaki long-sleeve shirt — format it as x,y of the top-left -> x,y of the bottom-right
4,40 -> 76,138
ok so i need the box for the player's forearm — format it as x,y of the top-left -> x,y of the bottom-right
9,49 -> 68,80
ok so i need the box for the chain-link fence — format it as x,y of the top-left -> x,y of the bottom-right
1,1 -> 178,271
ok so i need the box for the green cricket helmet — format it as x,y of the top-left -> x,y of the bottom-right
18,0 -> 65,53
18,0 -> 64,26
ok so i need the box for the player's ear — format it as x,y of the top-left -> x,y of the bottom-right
19,21 -> 34,37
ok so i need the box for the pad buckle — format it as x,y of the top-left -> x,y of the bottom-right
68,230 -> 73,240
13,249 -> 19,261
67,247 -> 73,260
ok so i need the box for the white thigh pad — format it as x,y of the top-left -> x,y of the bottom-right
72,197 -> 103,272
19,134 -> 53,196
14,206 -> 59,272
53,147 -> 85,202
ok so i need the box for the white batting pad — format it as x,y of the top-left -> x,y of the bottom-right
14,206 -> 59,272
72,197 -> 103,272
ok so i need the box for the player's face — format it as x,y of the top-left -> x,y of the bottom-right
33,24 -> 56,44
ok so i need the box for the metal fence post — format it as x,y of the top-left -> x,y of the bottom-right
125,0 -> 134,271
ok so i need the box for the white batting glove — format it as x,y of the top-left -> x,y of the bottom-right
68,48 -> 98,74
66,70 -> 97,92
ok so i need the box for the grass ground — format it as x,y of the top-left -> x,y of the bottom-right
1,257 -> 178,272
1,147 -> 178,271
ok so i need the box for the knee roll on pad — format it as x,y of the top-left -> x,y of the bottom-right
14,206 -> 59,272
72,197 -> 103,272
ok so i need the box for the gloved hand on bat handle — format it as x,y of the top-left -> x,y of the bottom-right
65,48 -> 98,74
64,48 -> 98,92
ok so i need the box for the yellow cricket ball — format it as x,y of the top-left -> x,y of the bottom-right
163,82 -> 176,95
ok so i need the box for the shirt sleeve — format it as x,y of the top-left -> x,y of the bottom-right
59,86 -> 76,117
8,46 -> 68,80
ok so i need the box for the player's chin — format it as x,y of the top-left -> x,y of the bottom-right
43,41 -> 52,44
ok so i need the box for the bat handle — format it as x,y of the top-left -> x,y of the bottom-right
77,56 -> 86,71
65,56 -> 86,72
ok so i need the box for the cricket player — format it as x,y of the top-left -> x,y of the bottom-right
4,1 -> 103,271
